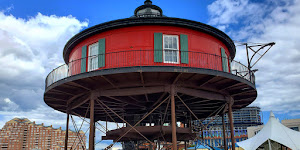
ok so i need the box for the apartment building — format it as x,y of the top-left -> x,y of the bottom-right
194,106 -> 262,148
0,118 -> 86,150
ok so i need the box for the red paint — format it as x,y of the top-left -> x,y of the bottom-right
69,47 -> 82,75
68,25 -> 231,74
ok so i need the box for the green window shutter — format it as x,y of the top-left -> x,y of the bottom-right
221,47 -> 229,72
228,56 -> 231,72
180,34 -> 189,64
154,33 -> 163,62
98,38 -> 105,68
81,45 -> 87,73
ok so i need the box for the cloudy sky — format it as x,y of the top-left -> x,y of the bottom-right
0,0 -> 299,149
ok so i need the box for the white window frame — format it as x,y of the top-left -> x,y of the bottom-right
163,35 -> 179,64
88,43 -> 99,71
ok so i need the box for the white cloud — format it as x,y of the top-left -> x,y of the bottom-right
0,98 -> 19,111
0,12 -> 88,111
0,11 -> 124,149
208,0 -> 300,115
208,0 -> 266,30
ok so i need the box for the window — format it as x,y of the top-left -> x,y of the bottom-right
137,8 -> 160,17
290,127 -> 299,131
88,43 -> 98,71
163,35 -> 179,63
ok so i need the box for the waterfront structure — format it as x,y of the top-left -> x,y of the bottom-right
44,0 -> 259,149
247,117 -> 300,138
198,107 -> 262,148
237,112 -> 300,150
0,118 -> 86,150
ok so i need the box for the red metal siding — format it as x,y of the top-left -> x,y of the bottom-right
69,25 -> 230,73
69,47 -> 82,75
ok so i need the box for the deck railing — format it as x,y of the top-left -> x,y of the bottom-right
46,50 -> 254,88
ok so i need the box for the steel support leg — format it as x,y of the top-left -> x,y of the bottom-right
149,142 -> 153,150
171,85 -> 177,150
268,139 -> 272,150
222,114 -> 228,150
89,98 -> 95,150
64,112 -> 70,150
158,139 -> 161,150
228,100 -> 235,150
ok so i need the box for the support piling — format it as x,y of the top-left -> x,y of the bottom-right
89,98 -> 95,150
171,85 -> 177,150
64,112 -> 70,150
228,98 -> 235,150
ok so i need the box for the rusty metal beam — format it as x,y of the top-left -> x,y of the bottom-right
101,75 -> 118,89
183,73 -> 197,82
199,76 -> 216,87
222,114 -> 228,150
97,100 -> 154,147
105,96 -> 145,108
45,100 -> 66,105
99,95 -> 170,149
69,115 -> 87,150
176,87 -> 225,101
89,98 -> 95,150
219,82 -> 244,91
96,100 -> 120,129
44,96 -> 67,101
227,97 -> 236,150
99,86 -> 168,96
64,112 -> 70,150
69,104 -> 90,149
187,100 -> 223,105
67,81 -> 91,91
234,98 -> 254,102
70,95 -> 90,110
139,72 -> 149,102
231,89 -> 256,96
67,92 -> 89,105
128,96 -> 139,102
171,73 -> 182,84
49,103 -> 65,107
50,88 -> 75,96
150,92 -> 167,108
171,85 -> 177,150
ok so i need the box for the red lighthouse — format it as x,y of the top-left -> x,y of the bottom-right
44,1 -> 257,150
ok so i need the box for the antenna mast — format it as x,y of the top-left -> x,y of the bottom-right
236,42 -> 275,82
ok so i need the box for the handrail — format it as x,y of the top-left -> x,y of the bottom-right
45,50 -> 255,88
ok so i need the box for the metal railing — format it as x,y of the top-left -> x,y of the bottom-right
45,50 -> 255,88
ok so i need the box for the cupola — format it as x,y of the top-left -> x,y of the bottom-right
134,0 -> 163,17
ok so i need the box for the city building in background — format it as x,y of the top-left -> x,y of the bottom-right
0,118 -> 86,150
237,112 -> 300,150
194,106 -> 262,148
247,118 -> 300,138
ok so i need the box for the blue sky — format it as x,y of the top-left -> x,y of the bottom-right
0,0 -> 210,27
0,0 -> 300,149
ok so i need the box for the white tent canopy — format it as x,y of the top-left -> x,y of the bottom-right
237,112 -> 300,150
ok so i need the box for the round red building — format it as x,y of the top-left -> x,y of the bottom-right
44,1 -> 257,150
